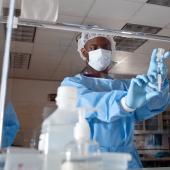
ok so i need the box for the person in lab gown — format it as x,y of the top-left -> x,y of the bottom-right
61,31 -> 170,169
2,102 -> 20,147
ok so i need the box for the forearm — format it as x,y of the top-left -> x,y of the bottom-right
61,77 -> 133,122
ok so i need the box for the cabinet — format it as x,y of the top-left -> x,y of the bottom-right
134,111 -> 170,167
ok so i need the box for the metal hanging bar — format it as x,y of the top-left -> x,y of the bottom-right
0,0 -> 15,148
1,17 -> 170,43
0,1 -> 170,148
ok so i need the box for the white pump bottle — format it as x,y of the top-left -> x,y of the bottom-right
39,86 -> 78,154
61,108 -> 101,170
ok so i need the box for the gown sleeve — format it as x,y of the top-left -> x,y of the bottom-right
2,102 -> 20,147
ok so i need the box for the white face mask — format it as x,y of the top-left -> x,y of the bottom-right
88,49 -> 112,71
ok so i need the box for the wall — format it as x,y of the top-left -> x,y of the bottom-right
8,78 -> 60,147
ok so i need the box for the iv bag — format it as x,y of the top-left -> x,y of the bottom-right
0,0 -> 3,16
21,0 -> 59,22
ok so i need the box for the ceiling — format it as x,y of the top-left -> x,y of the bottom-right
1,0 -> 170,81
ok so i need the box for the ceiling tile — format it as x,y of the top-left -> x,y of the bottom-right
57,14 -> 84,24
110,53 -> 149,75
35,28 -> 74,47
129,4 -> 170,27
134,28 -> 170,54
125,0 -> 147,2
11,41 -> 33,53
59,0 -> 94,17
88,0 -> 143,21
10,43 -> 70,80
112,51 -> 132,62
31,44 -> 66,78
51,67 -> 83,81
30,59 -> 62,79
10,58 -> 60,80
120,52 -> 150,64
32,44 -> 66,60
157,28 -> 170,36
111,62 -> 148,75
166,23 -> 170,29
51,47 -> 84,79
9,69 -> 30,79
52,71 -> 74,81
83,17 -> 126,30
134,40 -> 170,55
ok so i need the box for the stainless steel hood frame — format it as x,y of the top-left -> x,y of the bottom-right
1,17 -> 170,43
0,0 -> 15,148
0,0 -> 170,148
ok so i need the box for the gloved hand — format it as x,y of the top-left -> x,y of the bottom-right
125,75 -> 159,110
147,48 -> 170,82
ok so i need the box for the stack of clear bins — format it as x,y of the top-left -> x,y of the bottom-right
101,152 -> 131,170
60,139 -> 131,170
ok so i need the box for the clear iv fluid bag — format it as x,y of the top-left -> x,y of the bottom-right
0,0 -> 3,16
21,0 -> 59,22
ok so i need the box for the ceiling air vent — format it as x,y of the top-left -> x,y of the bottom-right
4,24 -> 36,43
12,26 -> 36,43
10,52 -> 31,69
3,8 -> 21,17
114,23 -> 162,52
146,0 -> 170,7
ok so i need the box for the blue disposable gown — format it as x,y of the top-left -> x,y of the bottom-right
2,102 -> 20,148
61,74 -> 170,169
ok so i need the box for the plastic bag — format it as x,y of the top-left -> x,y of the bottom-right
21,0 -> 59,22
0,0 -> 3,16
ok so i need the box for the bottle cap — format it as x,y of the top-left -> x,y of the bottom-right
56,86 -> 77,109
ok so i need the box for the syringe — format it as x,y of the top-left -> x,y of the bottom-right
156,48 -> 165,91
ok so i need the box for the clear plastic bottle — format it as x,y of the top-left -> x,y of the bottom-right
37,105 -> 56,150
39,86 -> 78,154
61,108 -> 102,170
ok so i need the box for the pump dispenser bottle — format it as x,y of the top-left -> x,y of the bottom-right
61,108 -> 101,170
39,86 -> 78,154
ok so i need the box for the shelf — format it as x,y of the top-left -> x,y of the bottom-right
134,130 -> 170,135
138,148 -> 170,151
141,157 -> 170,161
134,112 -> 170,160
162,115 -> 170,120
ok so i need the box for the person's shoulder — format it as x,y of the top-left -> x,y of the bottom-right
63,74 -> 82,81
61,74 -> 83,85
